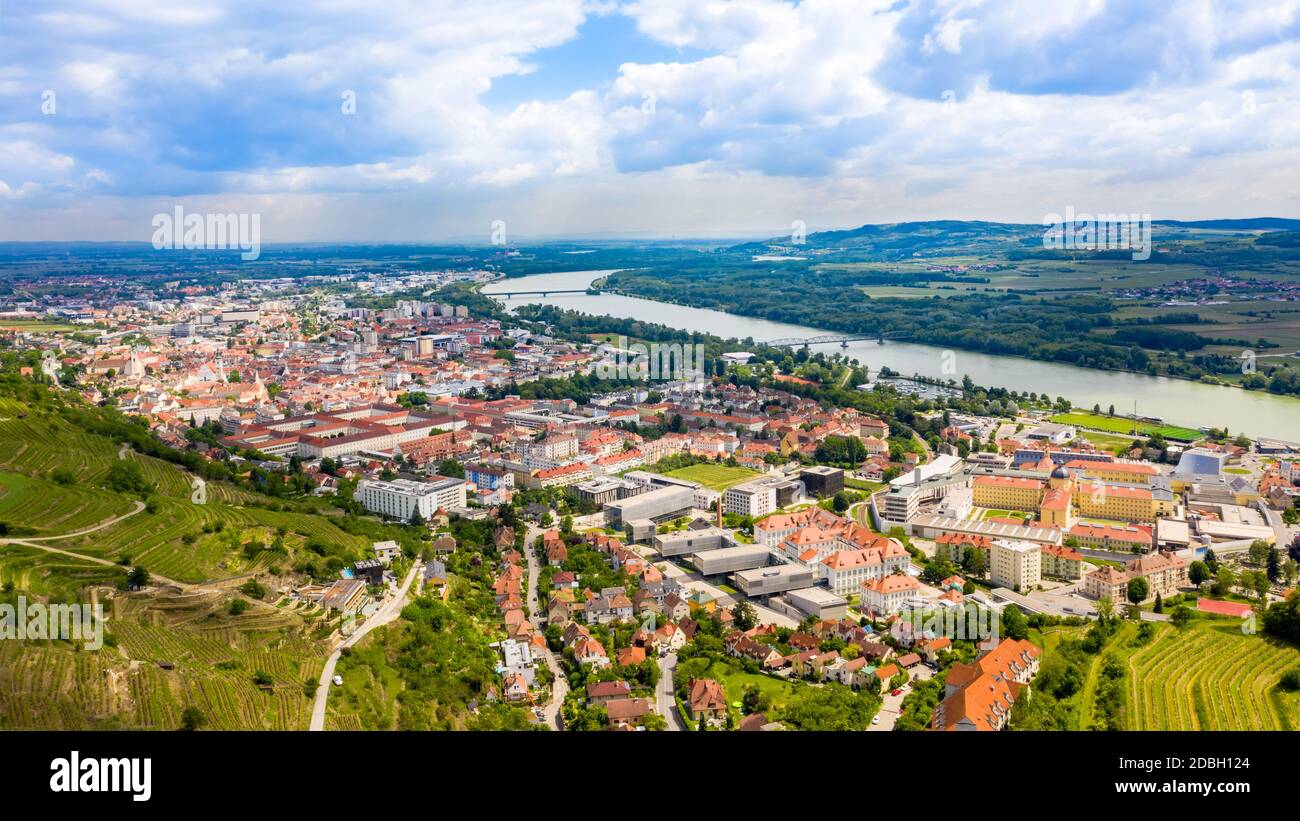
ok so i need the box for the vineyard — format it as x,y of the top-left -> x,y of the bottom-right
1124,622 -> 1299,731
0,589 -> 328,731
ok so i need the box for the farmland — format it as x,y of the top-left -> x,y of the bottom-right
1031,619 -> 1300,731
0,588 -> 328,730
664,464 -> 761,491
1124,622 -> 1298,731
1049,412 -> 1202,442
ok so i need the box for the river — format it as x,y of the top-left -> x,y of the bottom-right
482,270 -> 1300,442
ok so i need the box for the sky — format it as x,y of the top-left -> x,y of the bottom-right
3,0 -> 1300,243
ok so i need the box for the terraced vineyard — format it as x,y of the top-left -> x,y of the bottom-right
1124,622 -> 1299,731
0,590 -> 328,731
0,470 -> 134,534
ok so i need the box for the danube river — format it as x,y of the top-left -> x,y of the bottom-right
483,270 -> 1300,442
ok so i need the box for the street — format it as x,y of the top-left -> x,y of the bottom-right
657,651 -> 686,731
310,560 -> 421,731
525,522 -> 568,730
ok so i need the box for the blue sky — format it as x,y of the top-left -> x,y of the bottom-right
2,0 -> 1300,242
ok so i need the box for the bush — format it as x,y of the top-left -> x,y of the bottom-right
1280,668 -> 1300,692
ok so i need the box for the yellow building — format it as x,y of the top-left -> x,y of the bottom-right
1072,480 -> 1157,523
972,475 -> 1045,512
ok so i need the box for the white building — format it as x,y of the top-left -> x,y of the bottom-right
356,477 -> 467,521
724,480 -> 777,518
990,539 -> 1042,592
860,574 -> 921,615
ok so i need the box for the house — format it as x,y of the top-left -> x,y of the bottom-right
586,680 -> 632,706
320,579 -> 367,614
547,598 -> 572,627
502,671 -> 530,703
662,593 -> 691,621
372,540 -> 402,564
632,589 -> 660,615
605,697 -> 656,728
574,637 -> 610,668
654,622 -> 688,652
932,638 -> 1041,731
423,560 -> 448,594
617,646 -> 647,666
687,678 -> 728,723
584,590 -> 634,624
728,635 -> 783,667
915,637 -> 952,664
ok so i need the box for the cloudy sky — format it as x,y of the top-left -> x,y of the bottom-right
3,0 -> 1300,242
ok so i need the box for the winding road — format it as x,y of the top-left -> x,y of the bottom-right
309,561 -> 421,731
525,522 -> 568,730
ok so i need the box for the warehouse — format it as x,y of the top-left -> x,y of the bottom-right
653,527 -> 734,558
734,563 -> 817,597
689,545 -> 770,576
606,484 -> 695,525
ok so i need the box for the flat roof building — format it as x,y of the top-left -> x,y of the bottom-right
734,563 -> 817,597
690,545 -> 771,576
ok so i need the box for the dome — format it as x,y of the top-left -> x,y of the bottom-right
1050,465 -> 1070,480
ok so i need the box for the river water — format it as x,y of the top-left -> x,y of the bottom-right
483,270 -> 1300,441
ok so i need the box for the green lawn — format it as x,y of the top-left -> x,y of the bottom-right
664,464 -> 761,491
1050,412 -> 1201,442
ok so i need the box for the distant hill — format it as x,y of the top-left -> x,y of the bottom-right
1153,218 -> 1300,232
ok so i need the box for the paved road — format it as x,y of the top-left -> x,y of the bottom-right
524,522 -> 569,730
657,651 -> 686,731
309,561 -> 420,731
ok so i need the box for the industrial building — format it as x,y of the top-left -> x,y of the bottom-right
733,563 -> 817,597
652,527 -> 734,558
799,466 -> 845,498
690,545 -> 770,576
784,586 -> 849,621
606,484 -> 695,525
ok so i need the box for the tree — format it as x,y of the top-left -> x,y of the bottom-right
731,601 -> 757,632
1170,606 -> 1193,629
1212,567 -> 1236,596
1126,577 -> 1149,606
999,603 -> 1029,641
1095,596 -> 1116,625
127,565 -> 151,590
1153,593 -> 1163,614
437,459 -> 465,478
103,459 -> 152,495
179,706 -> 206,731
1188,560 -> 1210,586
1267,548 -> 1282,583
962,546 -> 987,578
1249,540 -> 1272,567
1262,591 -> 1300,644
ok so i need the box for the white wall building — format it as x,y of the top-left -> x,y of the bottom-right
356,477 -> 467,521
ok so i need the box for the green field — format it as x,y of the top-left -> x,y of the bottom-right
664,464 -> 761,491
1036,620 -> 1300,731
1124,622 -> 1298,731
1050,412 -> 1202,442
0,588 -> 328,730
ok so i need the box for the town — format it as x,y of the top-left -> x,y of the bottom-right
3,265 -> 1297,733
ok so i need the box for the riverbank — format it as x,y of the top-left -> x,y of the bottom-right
480,270 -> 1300,441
